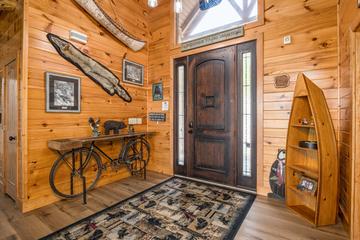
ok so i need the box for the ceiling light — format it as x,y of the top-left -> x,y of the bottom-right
175,0 -> 183,13
148,0 -> 158,8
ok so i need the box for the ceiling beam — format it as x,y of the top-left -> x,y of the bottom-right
0,0 -> 17,11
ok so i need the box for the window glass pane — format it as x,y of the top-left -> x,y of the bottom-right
177,65 -> 185,166
242,52 -> 252,177
177,0 -> 258,43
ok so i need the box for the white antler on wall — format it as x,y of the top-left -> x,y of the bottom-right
74,0 -> 146,52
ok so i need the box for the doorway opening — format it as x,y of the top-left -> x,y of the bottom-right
174,41 -> 257,190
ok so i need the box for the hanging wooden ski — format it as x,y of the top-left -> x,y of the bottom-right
47,33 -> 132,102
74,0 -> 145,51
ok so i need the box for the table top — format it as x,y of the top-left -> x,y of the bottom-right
48,132 -> 155,151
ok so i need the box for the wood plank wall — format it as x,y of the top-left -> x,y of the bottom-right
147,0 -> 339,195
23,0 -> 150,212
0,0 -> 23,195
338,0 -> 360,232
147,1 -> 173,175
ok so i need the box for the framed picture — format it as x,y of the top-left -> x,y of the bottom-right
297,176 -> 318,195
46,72 -> 81,113
152,82 -> 163,101
122,59 -> 144,86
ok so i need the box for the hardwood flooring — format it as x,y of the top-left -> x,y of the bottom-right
0,172 -> 349,240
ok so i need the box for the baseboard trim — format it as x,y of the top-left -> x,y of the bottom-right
174,175 -> 257,195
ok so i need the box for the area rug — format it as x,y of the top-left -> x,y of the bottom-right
41,177 -> 255,240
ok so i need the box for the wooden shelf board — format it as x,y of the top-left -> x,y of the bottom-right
291,124 -> 315,128
289,205 -> 316,224
288,185 -> 317,198
288,164 -> 319,179
289,144 -> 317,152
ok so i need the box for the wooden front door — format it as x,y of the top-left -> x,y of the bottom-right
187,46 -> 237,185
5,60 -> 18,200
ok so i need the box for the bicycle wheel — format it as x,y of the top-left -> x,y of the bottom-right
121,138 -> 150,174
49,148 -> 102,199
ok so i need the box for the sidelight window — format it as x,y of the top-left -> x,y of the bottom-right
242,52 -> 252,177
177,65 -> 185,166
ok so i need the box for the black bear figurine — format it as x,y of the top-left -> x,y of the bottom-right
104,120 -> 126,135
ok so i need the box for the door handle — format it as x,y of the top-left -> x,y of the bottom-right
9,136 -> 16,141
188,121 -> 194,134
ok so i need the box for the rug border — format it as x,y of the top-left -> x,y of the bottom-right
39,176 -> 256,240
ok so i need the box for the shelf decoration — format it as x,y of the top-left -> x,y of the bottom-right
74,0 -> 145,51
47,33 -> 132,103
286,74 -> 338,226
297,176 -> 318,196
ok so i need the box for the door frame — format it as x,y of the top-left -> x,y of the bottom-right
171,33 -> 264,193
350,25 -> 360,240
0,68 -> 4,192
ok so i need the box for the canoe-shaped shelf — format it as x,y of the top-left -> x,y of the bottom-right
285,74 -> 338,226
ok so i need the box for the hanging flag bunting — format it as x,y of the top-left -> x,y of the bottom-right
199,0 -> 222,11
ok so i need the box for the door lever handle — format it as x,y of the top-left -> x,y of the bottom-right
189,121 -> 194,128
9,136 -> 16,141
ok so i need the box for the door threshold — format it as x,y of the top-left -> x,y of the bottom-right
174,175 -> 257,195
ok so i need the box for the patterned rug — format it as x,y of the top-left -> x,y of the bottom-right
41,177 -> 255,240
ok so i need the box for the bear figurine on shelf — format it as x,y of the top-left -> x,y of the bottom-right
104,120 -> 126,135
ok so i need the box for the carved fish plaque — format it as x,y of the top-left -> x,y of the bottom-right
47,33 -> 132,102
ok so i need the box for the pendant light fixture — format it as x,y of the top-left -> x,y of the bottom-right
148,0 -> 158,8
175,0 -> 183,13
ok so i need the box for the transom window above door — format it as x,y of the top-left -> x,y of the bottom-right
176,0 -> 259,43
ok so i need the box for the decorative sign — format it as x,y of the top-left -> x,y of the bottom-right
149,113 -> 166,122
181,26 -> 244,52
46,72 -> 81,113
274,74 -> 290,88
152,82 -> 163,101
162,101 -> 169,111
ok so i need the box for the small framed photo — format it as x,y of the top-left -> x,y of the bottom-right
297,176 -> 318,195
122,59 -> 144,86
46,72 -> 81,113
152,82 -> 163,101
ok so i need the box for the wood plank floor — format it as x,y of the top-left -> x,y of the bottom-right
0,172 -> 349,240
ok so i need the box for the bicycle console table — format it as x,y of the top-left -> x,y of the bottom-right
48,132 -> 154,204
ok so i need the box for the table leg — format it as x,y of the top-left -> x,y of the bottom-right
143,160 -> 146,180
71,150 -> 75,195
80,150 -> 87,204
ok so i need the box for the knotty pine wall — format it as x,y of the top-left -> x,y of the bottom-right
147,0 -> 339,195
338,0 -> 360,231
23,0 -> 150,212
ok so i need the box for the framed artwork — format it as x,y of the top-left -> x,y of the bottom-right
297,176 -> 318,195
152,82 -> 163,101
122,59 -> 144,86
46,72 -> 81,113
